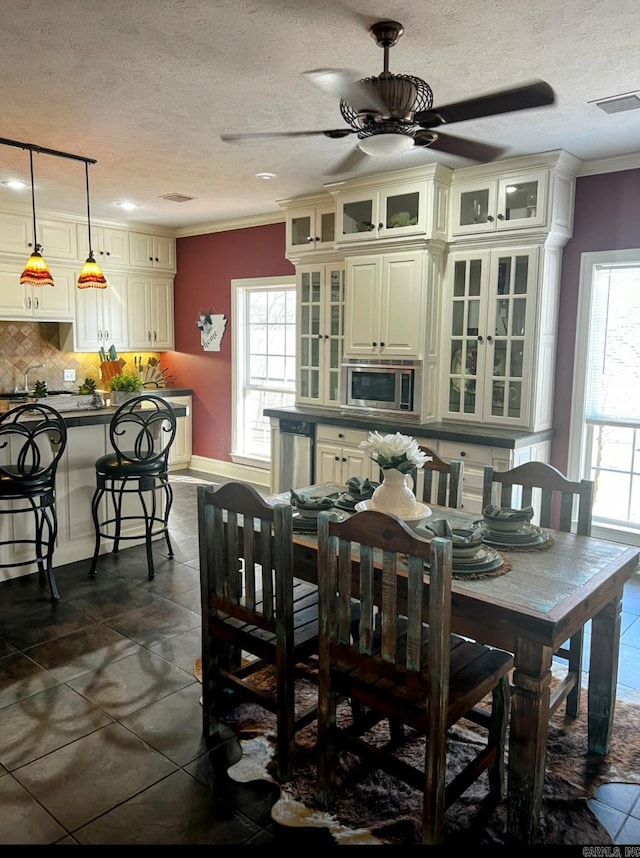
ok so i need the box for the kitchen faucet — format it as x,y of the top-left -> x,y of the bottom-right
22,364 -> 45,393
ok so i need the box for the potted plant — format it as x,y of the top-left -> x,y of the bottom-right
108,372 -> 143,404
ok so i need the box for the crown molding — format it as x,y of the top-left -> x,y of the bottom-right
175,211 -> 284,238
578,152 -> 640,176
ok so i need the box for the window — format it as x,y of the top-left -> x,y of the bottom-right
569,250 -> 640,543
232,276 -> 296,466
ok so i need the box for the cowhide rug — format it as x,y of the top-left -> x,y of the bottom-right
195,660 -> 640,846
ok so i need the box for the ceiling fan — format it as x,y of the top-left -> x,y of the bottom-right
221,20 -> 556,175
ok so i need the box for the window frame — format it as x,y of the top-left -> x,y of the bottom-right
230,275 -> 296,469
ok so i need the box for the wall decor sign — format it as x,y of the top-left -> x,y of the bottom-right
197,310 -> 227,352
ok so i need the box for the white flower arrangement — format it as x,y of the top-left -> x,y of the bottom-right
359,431 -> 432,475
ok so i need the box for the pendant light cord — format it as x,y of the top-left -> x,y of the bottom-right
28,150 -> 39,253
84,161 -> 94,255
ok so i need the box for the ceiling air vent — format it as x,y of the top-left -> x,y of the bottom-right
592,92 -> 640,114
160,193 -> 195,203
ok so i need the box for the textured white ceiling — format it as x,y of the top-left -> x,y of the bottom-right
1,0 -> 639,230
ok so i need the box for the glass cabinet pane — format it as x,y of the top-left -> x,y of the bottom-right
504,180 -> 538,221
459,188 -> 490,226
385,191 -> 419,229
291,214 -> 312,247
342,199 -> 374,236
319,211 -> 335,243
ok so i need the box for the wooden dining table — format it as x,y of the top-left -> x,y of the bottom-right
269,483 -> 640,845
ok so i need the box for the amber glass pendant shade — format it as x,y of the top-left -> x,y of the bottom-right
77,252 -> 107,289
77,161 -> 108,289
20,248 -> 55,287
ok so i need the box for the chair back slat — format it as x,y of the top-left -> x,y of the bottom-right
415,446 -> 464,509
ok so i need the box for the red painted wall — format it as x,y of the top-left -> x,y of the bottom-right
163,222 -> 293,462
553,168 -> 640,472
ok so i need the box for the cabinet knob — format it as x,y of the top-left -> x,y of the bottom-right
486,335 -> 493,343
106,251 -> 111,256
372,341 -> 377,347
380,341 -> 385,348
487,215 -> 495,222
324,334 -> 329,339
460,451 -> 466,457
334,455 -> 340,461
338,433 -> 344,439
378,223 -> 383,230
154,257 -> 159,262
477,335 -> 484,343
149,256 -> 154,262
306,236 -> 313,243
315,236 -> 321,242
497,214 -> 505,221
342,457 -> 347,463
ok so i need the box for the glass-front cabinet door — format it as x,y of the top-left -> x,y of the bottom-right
297,264 -> 344,407
443,247 -> 536,425
286,206 -> 335,255
451,171 -> 548,236
336,181 -> 426,244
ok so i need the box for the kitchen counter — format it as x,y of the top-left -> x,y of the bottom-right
263,405 -> 554,449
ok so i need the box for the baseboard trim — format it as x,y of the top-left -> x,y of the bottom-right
188,455 -> 271,490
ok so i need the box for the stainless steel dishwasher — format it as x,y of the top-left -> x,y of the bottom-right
278,419 -> 314,491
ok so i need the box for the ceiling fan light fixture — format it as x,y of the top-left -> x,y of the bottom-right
357,132 -> 414,157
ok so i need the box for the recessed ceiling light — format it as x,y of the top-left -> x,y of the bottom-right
2,179 -> 27,189
117,201 -> 138,210
255,172 -> 277,180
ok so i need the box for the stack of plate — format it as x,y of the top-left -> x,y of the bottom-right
480,521 -> 551,549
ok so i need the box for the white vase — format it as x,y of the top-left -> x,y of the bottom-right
371,468 -> 418,517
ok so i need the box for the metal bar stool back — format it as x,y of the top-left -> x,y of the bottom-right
89,395 -> 177,580
0,403 -> 67,600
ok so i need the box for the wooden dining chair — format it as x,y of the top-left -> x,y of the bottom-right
416,445 -> 464,509
197,480 -> 320,781
482,460 -> 594,718
315,509 -> 513,845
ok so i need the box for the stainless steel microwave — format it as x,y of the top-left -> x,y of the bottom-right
341,360 -> 421,418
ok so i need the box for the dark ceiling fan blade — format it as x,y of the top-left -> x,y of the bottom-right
221,129 -> 355,142
415,130 -> 505,162
414,80 -> 555,128
303,68 -> 387,114
324,145 -> 369,176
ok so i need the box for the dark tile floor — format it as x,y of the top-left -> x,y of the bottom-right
0,468 -> 639,844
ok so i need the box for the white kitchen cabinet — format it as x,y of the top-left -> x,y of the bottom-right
67,271 -> 128,351
296,263 -> 345,408
167,395 -> 192,468
440,245 -> 562,431
0,259 -> 74,320
328,164 -> 451,247
284,201 -> 335,258
343,250 -> 425,358
76,223 -> 129,266
315,424 -> 373,485
0,211 -> 77,260
127,275 -> 175,350
129,231 -> 176,272
449,151 -> 579,240
451,171 -> 549,236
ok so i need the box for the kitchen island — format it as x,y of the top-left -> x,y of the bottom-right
0,397 -> 188,582
265,405 -> 554,514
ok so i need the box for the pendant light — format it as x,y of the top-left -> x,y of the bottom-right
20,150 -> 54,287
77,161 -> 107,289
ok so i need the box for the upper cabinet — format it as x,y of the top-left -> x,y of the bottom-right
0,258 -> 74,321
65,271 -> 129,352
76,224 -> 129,267
449,151 -> 580,240
127,274 -> 175,350
129,231 -> 176,272
343,250 -> 426,359
328,164 -> 451,247
296,263 -> 345,408
283,199 -> 335,259
0,210 -> 77,260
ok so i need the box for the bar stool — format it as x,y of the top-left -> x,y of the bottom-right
89,395 -> 177,580
0,403 -> 68,601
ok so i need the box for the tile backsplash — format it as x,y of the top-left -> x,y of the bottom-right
0,321 -> 160,392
